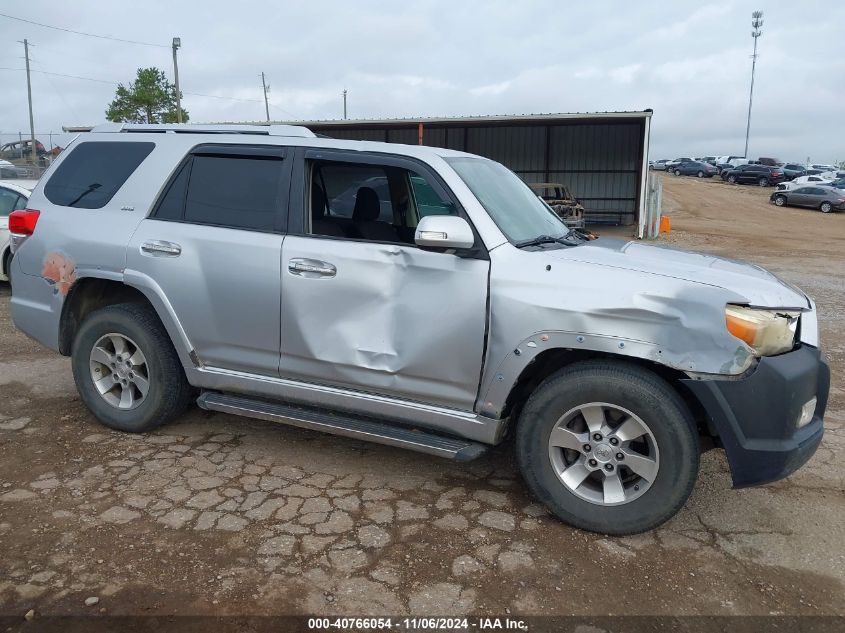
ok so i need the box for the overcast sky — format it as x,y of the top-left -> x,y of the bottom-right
1,1 -> 843,163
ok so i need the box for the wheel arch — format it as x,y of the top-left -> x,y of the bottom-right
58,273 -> 198,376
499,347 -> 711,441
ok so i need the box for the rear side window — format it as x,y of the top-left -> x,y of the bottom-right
184,156 -> 281,230
153,149 -> 286,232
44,141 -> 154,209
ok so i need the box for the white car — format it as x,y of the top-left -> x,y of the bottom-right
775,174 -> 834,191
0,180 -> 36,281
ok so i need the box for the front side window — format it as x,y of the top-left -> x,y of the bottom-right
44,141 -> 154,209
446,157 -> 569,243
308,160 -> 457,244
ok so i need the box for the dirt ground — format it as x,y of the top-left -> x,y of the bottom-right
0,174 -> 843,622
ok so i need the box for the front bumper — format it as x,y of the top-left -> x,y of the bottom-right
682,344 -> 829,487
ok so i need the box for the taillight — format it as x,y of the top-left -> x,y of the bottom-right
9,209 -> 40,235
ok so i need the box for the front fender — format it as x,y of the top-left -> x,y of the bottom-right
476,330 -> 670,418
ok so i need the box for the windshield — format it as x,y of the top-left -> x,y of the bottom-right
446,157 -> 570,243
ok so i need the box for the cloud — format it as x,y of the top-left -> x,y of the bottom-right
0,1 -> 842,162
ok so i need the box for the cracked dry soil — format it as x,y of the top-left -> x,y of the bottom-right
0,175 -> 843,618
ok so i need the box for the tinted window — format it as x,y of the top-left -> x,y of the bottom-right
793,188 -> 811,194
44,141 -> 154,209
154,161 -> 191,221
183,155 -> 282,231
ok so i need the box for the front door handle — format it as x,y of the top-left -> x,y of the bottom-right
288,258 -> 336,278
141,240 -> 182,257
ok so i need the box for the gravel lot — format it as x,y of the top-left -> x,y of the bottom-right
0,174 -> 843,619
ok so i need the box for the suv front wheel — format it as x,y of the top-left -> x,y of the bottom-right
515,360 -> 699,535
71,303 -> 192,433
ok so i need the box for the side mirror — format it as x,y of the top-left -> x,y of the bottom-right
414,215 -> 474,250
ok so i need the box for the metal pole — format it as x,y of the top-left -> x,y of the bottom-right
23,39 -> 36,164
172,37 -> 182,123
343,89 -> 347,120
744,12 -> 763,158
261,72 -> 270,122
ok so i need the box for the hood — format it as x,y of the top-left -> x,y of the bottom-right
547,238 -> 809,309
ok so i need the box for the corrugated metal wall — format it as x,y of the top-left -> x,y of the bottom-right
307,119 -> 645,225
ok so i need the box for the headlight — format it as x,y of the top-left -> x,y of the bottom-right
725,305 -> 800,356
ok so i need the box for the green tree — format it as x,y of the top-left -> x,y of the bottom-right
106,67 -> 188,124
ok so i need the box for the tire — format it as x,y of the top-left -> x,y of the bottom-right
728,175 -> 737,184
820,202 -> 832,213
774,195 -> 787,207
697,171 -> 704,178
1,249 -> 10,281
674,169 -> 681,176
758,177 -> 769,187
71,303 -> 192,433
515,360 -> 699,535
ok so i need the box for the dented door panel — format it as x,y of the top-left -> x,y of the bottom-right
279,235 -> 489,411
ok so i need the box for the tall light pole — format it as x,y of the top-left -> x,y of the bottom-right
22,39 -> 36,164
744,11 -> 763,158
342,89 -> 347,120
172,37 -> 182,124
261,72 -> 270,122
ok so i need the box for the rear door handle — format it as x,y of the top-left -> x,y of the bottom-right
141,240 -> 182,257
288,258 -> 336,278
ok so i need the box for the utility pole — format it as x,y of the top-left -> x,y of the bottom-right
172,37 -> 182,123
261,72 -> 270,122
342,89 -> 347,120
22,39 -> 36,164
744,11 -> 763,158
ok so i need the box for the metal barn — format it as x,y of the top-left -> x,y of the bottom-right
297,111 -> 652,230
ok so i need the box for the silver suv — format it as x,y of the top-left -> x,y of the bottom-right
8,124 -> 829,534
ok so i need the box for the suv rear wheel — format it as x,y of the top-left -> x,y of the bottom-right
71,303 -> 192,433
515,360 -> 699,535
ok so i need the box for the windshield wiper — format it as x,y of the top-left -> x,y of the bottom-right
515,233 -> 582,248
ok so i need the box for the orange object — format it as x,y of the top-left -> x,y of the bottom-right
659,216 -> 671,233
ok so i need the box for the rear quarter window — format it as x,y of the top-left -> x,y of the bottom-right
44,141 -> 154,209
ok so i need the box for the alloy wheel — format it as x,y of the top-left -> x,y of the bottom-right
89,333 -> 150,410
548,402 -> 660,506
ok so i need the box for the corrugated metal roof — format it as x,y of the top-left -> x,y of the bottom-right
206,111 -> 653,127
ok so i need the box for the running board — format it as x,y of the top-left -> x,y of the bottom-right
196,392 -> 488,462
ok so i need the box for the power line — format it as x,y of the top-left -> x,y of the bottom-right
0,66 -> 299,117
0,12 -> 168,48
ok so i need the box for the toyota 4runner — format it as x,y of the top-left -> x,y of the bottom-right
8,123 -> 829,534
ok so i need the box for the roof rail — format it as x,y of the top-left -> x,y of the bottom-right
87,123 -> 315,138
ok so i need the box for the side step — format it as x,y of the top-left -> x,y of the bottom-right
196,392 -> 488,462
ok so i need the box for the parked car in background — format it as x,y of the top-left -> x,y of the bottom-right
7,123 -> 829,535
808,164 -> 836,173
826,178 -> 845,190
0,159 -> 36,179
665,157 -> 694,171
0,140 -> 47,161
781,164 -> 807,180
770,185 -> 845,213
650,159 -> 671,171
528,182 -> 585,228
671,161 -> 718,178
757,157 -> 781,167
715,163 -> 734,175
0,179 -> 35,281
724,164 -> 784,186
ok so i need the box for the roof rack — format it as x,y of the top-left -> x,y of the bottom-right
86,123 -> 315,138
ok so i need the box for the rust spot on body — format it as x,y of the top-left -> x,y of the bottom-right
42,252 -> 77,297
